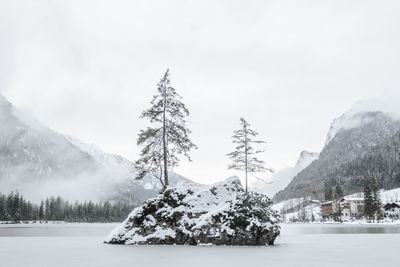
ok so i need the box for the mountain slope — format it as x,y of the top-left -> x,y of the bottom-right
274,108 -> 400,202
252,151 -> 318,197
0,95 -> 99,184
65,135 -> 197,198
0,94 -> 196,204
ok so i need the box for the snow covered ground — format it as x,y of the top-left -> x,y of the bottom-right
1,223 -> 400,266
273,187 -> 400,223
272,197 -> 322,222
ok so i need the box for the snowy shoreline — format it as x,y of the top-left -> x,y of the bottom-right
280,220 -> 400,226
0,221 -> 119,225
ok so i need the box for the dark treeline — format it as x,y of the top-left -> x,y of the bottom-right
0,191 -> 136,223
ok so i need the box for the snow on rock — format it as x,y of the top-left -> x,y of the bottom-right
105,177 -> 280,246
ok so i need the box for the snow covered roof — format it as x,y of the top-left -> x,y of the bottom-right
342,197 -> 364,201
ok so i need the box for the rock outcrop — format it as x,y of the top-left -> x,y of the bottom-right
105,177 -> 280,246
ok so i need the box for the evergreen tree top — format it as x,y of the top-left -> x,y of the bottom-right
135,69 -> 197,189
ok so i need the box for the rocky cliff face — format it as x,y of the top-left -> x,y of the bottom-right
105,177 -> 280,246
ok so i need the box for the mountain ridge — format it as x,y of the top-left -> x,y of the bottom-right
253,150 -> 318,198
0,94 -> 195,204
274,108 -> 400,202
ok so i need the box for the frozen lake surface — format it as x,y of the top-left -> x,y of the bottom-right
1,223 -> 400,267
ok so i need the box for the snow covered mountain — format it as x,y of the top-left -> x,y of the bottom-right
295,151 -> 319,166
0,94 -> 196,204
0,94 -> 99,196
274,101 -> 400,202
252,150 -> 318,198
65,135 -> 196,194
325,99 -> 393,146
65,135 -> 135,169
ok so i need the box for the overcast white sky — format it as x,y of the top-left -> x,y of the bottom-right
1,0 -> 400,184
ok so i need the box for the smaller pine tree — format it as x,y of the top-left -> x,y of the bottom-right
227,118 -> 273,194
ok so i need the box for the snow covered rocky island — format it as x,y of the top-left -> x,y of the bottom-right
105,177 -> 280,246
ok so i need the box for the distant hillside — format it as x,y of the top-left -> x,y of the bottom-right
274,108 -> 400,202
0,94 -> 196,204
252,151 -> 318,198
0,94 -> 99,184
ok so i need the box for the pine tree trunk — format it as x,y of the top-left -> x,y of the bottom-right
244,123 -> 248,194
245,168 -> 248,194
162,86 -> 169,189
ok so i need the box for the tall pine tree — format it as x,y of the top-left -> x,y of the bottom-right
363,177 -> 375,221
334,183 -> 344,200
39,200 -> 44,220
227,118 -> 273,194
324,182 -> 333,200
135,69 -> 197,190
364,176 -> 383,222
371,176 -> 383,221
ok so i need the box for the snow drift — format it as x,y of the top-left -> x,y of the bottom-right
105,177 -> 280,246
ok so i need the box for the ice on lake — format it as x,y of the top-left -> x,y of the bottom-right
1,223 -> 399,267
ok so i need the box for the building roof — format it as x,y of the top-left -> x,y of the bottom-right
383,202 -> 400,209
341,197 -> 364,201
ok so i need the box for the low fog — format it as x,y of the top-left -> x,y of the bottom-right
0,167 -> 129,203
0,95 -> 140,203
